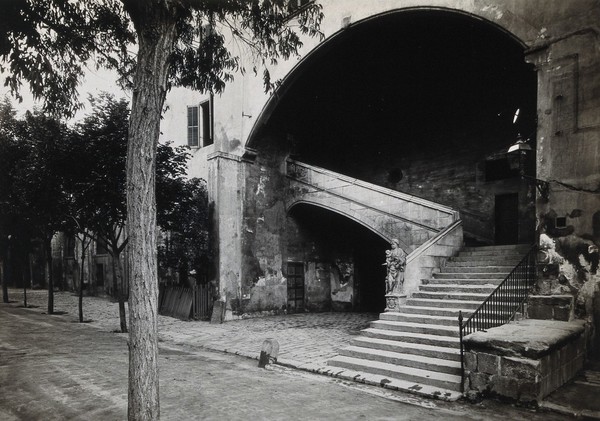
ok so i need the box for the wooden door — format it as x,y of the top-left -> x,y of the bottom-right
495,193 -> 519,245
286,262 -> 305,313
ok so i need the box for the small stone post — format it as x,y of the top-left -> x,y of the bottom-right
258,338 -> 279,368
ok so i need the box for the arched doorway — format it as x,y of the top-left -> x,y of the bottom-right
286,203 -> 389,313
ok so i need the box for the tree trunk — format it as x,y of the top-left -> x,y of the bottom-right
110,249 -> 128,333
123,3 -> 179,419
2,243 -> 9,303
28,252 -> 34,291
22,249 -> 28,308
79,240 -> 86,323
45,236 -> 54,314
22,271 -> 27,308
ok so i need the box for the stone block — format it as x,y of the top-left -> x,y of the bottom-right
540,375 -> 552,397
500,356 -> 540,381
490,375 -> 519,400
528,295 -> 573,321
575,335 -> 586,355
528,303 -> 553,320
553,304 -> 571,321
564,342 -> 576,361
478,353 -> 499,375
549,349 -> 560,372
550,369 -> 560,390
469,371 -> 491,393
540,354 -> 550,374
574,355 -> 585,371
559,364 -> 568,385
465,352 -> 477,372
518,380 -> 542,402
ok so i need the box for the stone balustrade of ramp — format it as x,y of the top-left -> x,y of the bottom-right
285,159 -> 460,253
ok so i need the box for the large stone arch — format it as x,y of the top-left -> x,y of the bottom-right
246,6 -> 538,246
246,4 -> 539,148
287,199 -> 393,242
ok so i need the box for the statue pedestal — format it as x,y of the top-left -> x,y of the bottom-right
385,293 -> 407,312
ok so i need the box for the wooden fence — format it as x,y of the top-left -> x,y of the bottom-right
159,283 -> 212,320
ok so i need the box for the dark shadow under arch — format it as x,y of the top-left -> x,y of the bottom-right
252,7 -> 538,244
247,6 -> 532,149
287,202 -> 390,312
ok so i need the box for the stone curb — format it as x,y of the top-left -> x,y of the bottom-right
540,401 -> 600,420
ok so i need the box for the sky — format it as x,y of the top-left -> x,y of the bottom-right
0,66 -> 128,123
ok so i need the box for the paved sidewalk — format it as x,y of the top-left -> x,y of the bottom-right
8,288 -> 597,418
9,289 -> 377,372
1,300 -> 571,421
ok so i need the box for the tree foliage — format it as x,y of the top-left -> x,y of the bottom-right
157,176 -> 211,285
1,0 -> 324,117
0,0 -> 135,117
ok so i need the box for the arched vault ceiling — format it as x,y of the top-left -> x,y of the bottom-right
251,9 -> 537,179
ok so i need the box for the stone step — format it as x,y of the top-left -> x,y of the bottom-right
433,272 -> 506,279
392,305 -> 473,318
424,278 -> 502,286
327,355 -> 462,391
412,291 -> 490,301
338,346 -> 461,375
441,266 -> 515,273
419,284 -> 498,294
406,298 -> 482,309
362,328 -> 460,348
379,311 -> 459,327
370,320 -> 459,337
448,255 -> 523,264
458,249 -> 527,257
351,336 -> 461,361
320,365 -> 462,401
462,244 -> 531,252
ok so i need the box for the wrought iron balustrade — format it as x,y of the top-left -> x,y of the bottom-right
458,245 -> 537,392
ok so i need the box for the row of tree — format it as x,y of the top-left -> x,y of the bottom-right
0,93 -> 210,330
1,1 -> 324,417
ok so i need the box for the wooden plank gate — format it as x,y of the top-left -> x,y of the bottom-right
159,284 -> 212,320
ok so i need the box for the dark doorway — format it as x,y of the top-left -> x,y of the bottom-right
96,263 -> 105,287
355,242 -> 387,313
495,193 -> 519,245
286,262 -> 305,313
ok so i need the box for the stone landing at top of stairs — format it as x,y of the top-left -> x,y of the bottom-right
327,243 -> 531,401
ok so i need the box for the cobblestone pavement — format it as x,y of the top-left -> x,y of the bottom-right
0,295 -> 568,420
11,289 -> 377,371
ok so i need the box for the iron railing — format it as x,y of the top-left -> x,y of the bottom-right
458,245 -> 537,392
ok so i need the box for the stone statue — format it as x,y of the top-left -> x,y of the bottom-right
384,238 -> 406,294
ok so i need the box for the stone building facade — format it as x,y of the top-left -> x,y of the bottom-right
163,0 -> 600,346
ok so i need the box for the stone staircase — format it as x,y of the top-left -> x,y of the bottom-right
327,244 -> 531,400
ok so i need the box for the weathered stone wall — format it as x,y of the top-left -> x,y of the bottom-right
355,142 -> 535,245
237,139 -> 290,316
208,152 -> 246,319
527,11 -> 600,354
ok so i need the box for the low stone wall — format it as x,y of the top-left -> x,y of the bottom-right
463,319 -> 587,404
